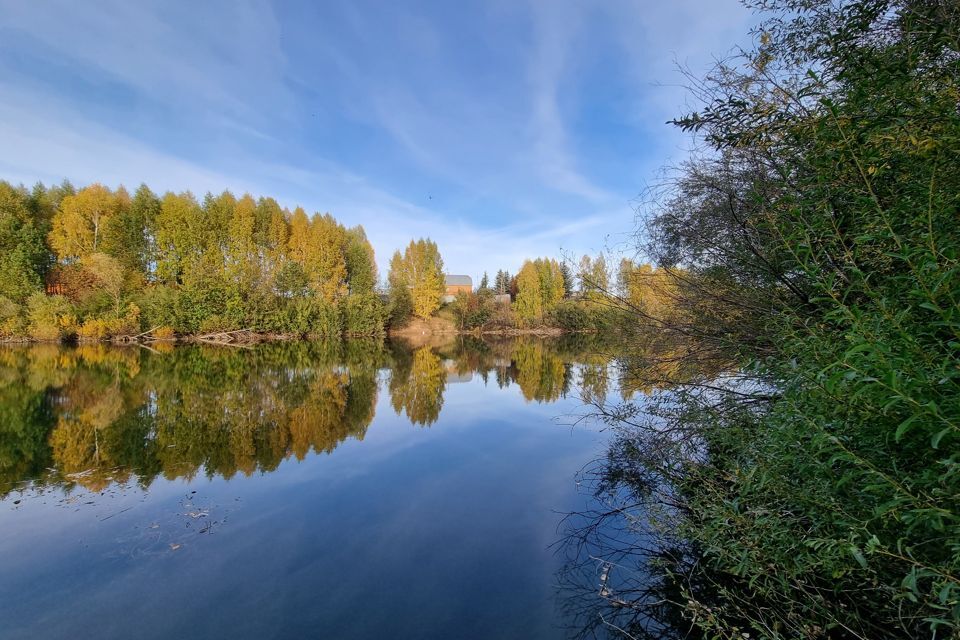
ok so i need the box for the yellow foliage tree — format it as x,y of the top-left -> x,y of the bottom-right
287,210 -> 348,303
387,238 -> 445,319
154,191 -> 205,284
80,253 -> 126,316
49,184 -> 119,260
513,261 -> 543,325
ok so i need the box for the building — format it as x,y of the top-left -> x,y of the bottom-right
442,274 -> 472,303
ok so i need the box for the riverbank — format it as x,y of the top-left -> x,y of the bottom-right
387,315 -> 568,339
0,322 -> 578,346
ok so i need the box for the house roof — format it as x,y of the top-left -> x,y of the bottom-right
444,274 -> 472,286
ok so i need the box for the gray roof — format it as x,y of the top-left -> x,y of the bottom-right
444,274 -> 472,286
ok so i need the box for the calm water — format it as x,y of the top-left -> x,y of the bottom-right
0,337 -> 623,640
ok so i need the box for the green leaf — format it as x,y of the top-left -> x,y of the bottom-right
849,546 -> 867,569
931,427 -> 952,449
895,414 -> 920,442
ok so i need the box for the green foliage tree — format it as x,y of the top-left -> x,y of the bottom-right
559,262 -> 574,298
594,1 -> 960,637
535,258 -> 564,307
0,183 -> 49,303
2,179 -> 383,341
341,292 -> 388,336
577,254 -> 608,295
344,226 -> 377,294
514,258 -> 565,325
103,183 -> 159,279
225,194 -> 261,314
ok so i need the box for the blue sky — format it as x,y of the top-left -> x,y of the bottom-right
0,0 -> 752,279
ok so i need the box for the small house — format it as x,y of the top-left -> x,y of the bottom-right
443,274 -> 472,303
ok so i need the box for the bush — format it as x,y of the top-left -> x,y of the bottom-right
137,285 -> 180,333
172,282 -> 227,334
341,293 -> 387,336
546,301 -> 590,331
152,326 -> 176,340
264,297 -> 341,337
77,304 -> 142,341
486,302 -> 517,330
449,292 -> 493,330
597,2 -> 960,636
387,288 -> 413,328
0,295 -> 26,339
26,293 -> 77,342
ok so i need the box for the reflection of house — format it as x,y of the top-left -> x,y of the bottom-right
443,359 -> 473,383
442,274 -> 472,303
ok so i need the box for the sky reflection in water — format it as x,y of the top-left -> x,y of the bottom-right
0,337 -> 620,640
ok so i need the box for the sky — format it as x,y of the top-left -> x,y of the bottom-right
0,0 -> 753,279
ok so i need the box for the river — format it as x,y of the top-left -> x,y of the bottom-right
0,336 -> 636,639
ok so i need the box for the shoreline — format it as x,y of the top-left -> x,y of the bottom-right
0,326 -> 581,346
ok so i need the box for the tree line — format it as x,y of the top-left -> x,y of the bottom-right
0,178 -> 676,341
0,181 -> 387,340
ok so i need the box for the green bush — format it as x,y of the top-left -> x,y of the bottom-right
602,1 -> 960,637
387,287 -> 413,328
547,301 -> 590,331
172,284 -> 227,334
137,285 -> 181,333
341,293 -> 387,336
264,297 -> 341,337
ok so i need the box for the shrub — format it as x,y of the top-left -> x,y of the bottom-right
0,295 -> 26,339
486,303 -> 517,330
341,293 -> 387,336
387,287 -> 413,328
137,285 -> 180,333
546,301 -> 591,331
449,292 -> 493,330
197,314 -> 236,335
26,293 -> 77,342
77,304 -> 142,341
264,297 -> 342,337
152,326 -> 176,340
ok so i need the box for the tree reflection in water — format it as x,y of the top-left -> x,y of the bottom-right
0,335 -> 616,497
554,334 -> 734,640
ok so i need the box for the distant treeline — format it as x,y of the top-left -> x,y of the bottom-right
0,180 -> 675,342
0,180 -> 385,340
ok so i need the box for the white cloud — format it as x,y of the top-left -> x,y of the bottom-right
525,2 -> 617,204
0,0 -> 753,278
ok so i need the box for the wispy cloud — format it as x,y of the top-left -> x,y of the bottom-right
0,0 -> 752,277
525,2 -> 615,203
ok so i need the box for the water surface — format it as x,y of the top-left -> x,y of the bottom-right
0,337 -> 619,639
